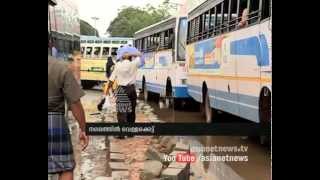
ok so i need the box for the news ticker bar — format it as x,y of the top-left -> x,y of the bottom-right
86,123 -> 270,136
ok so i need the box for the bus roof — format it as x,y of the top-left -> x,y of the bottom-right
80,36 -> 134,41
134,16 -> 183,39
188,0 -> 223,20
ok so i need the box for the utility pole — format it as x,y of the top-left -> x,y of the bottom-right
91,16 -> 100,37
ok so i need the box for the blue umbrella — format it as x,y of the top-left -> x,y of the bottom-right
117,45 -> 140,60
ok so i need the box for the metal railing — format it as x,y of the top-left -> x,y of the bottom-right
187,10 -> 262,44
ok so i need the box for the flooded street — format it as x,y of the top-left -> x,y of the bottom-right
68,89 -> 270,180
75,89 -> 109,180
145,93 -> 271,180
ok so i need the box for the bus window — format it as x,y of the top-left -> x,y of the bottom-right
177,18 -> 187,61
215,3 -> 222,35
112,41 -> 120,44
190,19 -> 194,42
204,11 -> 210,37
238,0 -> 249,28
150,35 -> 154,50
81,47 -> 85,55
221,0 -> 230,33
148,36 -> 151,50
169,29 -> 174,49
209,7 -> 216,36
104,40 -> 111,44
164,30 -> 169,48
95,40 -> 102,43
194,16 -> 200,40
102,47 -> 110,58
69,40 -> 73,54
111,47 -> 118,55
120,41 -> 127,44
93,47 -> 101,58
155,33 -> 160,49
143,37 -> 147,51
86,47 -> 92,58
159,33 -> 163,48
81,40 -> 86,43
229,0 -> 238,31
248,0 -> 260,24
261,0 -> 270,20
87,40 -> 94,43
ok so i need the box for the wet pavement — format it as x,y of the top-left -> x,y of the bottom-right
73,90 -> 109,180
145,92 -> 271,180
67,88 -> 270,180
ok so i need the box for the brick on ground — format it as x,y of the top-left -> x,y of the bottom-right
168,161 -> 190,180
169,150 -> 188,157
110,153 -> 125,162
111,170 -> 129,179
161,168 -> 186,180
94,176 -> 113,180
168,161 -> 188,169
109,162 -> 129,170
174,142 -> 190,151
109,142 -> 122,153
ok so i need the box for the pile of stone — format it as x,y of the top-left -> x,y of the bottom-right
107,143 -> 130,180
140,136 -> 191,180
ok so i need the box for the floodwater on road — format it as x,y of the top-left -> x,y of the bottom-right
144,92 -> 271,180
79,89 -> 271,180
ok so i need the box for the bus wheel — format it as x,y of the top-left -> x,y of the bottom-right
165,81 -> 174,108
259,87 -> 271,145
143,81 -> 148,102
81,80 -> 96,89
204,91 -> 213,123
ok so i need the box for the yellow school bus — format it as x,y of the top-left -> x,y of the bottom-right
80,36 -> 133,89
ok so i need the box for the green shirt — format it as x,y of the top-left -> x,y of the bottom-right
48,56 -> 85,112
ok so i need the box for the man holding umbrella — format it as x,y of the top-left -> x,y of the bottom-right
105,45 -> 144,138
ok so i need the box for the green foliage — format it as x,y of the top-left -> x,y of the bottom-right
107,0 -> 174,37
80,19 -> 99,37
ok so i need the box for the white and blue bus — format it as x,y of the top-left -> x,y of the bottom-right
48,0 -> 80,60
134,16 -> 189,108
186,0 -> 271,123
80,36 -> 133,89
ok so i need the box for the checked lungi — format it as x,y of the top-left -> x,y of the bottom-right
115,84 -> 137,123
48,112 -> 75,173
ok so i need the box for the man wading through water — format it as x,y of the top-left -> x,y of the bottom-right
105,46 -> 144,139
48,55 -> 89,180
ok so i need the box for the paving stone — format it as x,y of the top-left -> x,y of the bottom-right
145,146 -> 165,163
161,168 -> 185,180
174,142 -> 190,152
110,143 -> 122,153
109,162 -> 129,170
111,171 -> 129,178
94,176 -> 113,180
169,151 -> 188,157
110,153 -> 125,162
168,161 -> 188,169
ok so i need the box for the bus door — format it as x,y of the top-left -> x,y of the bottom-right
175,17 -> 188,87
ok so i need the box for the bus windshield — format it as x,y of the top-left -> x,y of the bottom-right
177,17 -> 187,61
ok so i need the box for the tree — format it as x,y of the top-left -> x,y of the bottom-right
106,1 -> 174,37
80,19 -> 99,37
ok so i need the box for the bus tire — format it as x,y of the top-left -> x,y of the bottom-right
165,80 -> 174,108
81,80 -> 97,89
259,87 -> 271,145
143,80 -> 148,102
204,91 -> 213,123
